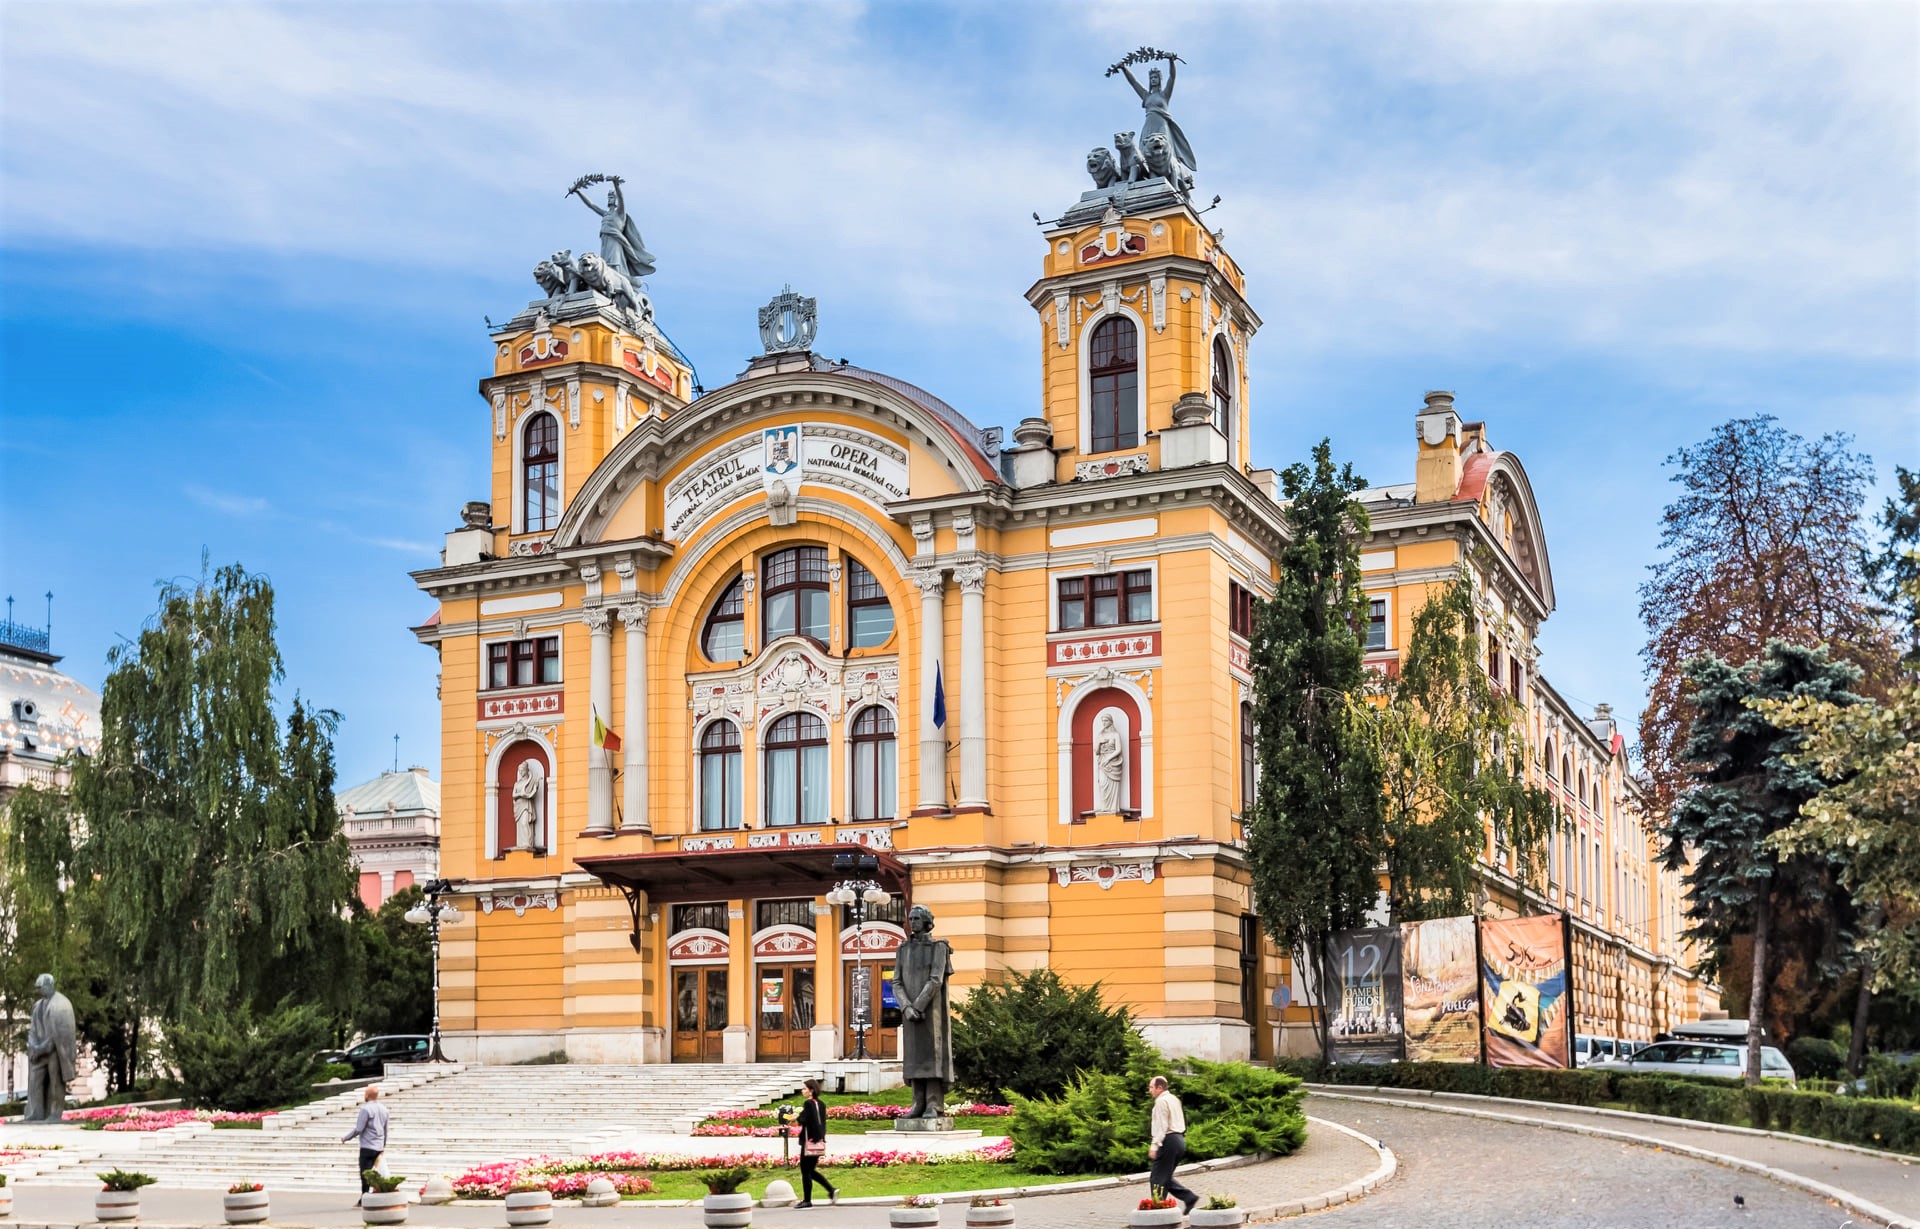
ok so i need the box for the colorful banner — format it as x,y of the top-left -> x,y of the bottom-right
1400,916 -> 1482,1062
760,977 -> 785,1013
1325,927 -> 1405,1063
1480,914 -> 1572,1069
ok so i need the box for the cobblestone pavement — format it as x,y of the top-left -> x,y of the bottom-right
0,1113 -> 1380,1228
1308,1097 -> 1867,1229
1318,1087 -> 1920,1221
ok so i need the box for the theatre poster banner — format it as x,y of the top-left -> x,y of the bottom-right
1325,927 -> 1405,1064
1480,914 -> 1573,1069
1399,915 -> 1482,1063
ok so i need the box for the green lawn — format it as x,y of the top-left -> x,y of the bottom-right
625,1161 -> 1076,1201
722,1085 -> 1012,1135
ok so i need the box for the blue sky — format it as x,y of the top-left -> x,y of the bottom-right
2,1 -> 1914,789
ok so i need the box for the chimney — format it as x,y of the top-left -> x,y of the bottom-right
1413,390 -> 1463,504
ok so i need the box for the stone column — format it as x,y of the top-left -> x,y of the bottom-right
617,603 -> 649,832
584,606 -> 614,835
913,567 -> 947,813
955,563 -> 988,810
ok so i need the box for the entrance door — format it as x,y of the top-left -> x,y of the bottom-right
755,965 -> 816,1062
673,967 -> 729,1062
843,961 -> 900,1059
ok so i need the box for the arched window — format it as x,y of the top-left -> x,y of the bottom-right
1088,316 -> 1139,453
1578,770 -> 1589,808
702,576 -> 747,662
1239,701 -> 1256,811
846,559 -> 894,648
523,412 -> 560,533
698,721 -> 742,831
763,547 -> 830,643
850,706 -> 896,822
1545,739 -> 1558,777
1209,335 -> 1234,437
764,711 -> 828,827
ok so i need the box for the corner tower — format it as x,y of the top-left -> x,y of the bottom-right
1016,68 -> 1259,488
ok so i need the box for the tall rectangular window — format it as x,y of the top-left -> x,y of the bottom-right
1057,570 -> 1154,630
1088,316 -> 1140,453
1229,582 -> 1257,639
1366,599 -> 1387,651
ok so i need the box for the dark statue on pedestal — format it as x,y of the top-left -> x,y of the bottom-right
894,905 -> 955,1126
24,973 -> 77,1123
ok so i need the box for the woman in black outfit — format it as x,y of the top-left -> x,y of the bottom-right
794,1078 -> 837,1208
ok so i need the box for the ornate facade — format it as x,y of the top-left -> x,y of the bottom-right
414,113 -> 1714,1066
338,767 -> 442,910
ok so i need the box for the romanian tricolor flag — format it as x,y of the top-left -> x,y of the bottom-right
592,707 -> 622,754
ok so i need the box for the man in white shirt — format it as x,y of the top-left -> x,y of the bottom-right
1146,1075 -> 1198,1214
342,1086 -> 390,1203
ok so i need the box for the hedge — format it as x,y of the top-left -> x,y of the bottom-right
1278,1057 -> 1920,1156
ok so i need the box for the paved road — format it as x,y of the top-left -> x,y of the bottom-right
1309,1097 -> 1866,1229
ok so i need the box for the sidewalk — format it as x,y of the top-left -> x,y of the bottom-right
0,1116 -> 1386,1229
1314,1086 -> 1920,1224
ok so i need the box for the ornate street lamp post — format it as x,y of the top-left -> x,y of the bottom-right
825,851 -> 891,1062
404,878 -> 464,1063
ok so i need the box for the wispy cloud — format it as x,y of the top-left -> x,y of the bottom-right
184,485 -> 271,517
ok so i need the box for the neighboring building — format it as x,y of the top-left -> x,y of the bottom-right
0,614 -> 101,808
338,767 -> 442,909
411,105 -> 1716,1067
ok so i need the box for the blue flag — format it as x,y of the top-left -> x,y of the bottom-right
932,663 -> 947,729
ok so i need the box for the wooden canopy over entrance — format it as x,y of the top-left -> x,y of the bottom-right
576,845 -> 912,951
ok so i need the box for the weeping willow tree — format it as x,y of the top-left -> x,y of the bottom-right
9,563 -> 356,1026
1357,567 -> 1560,921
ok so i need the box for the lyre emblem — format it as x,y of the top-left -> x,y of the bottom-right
758,285 -> 819,354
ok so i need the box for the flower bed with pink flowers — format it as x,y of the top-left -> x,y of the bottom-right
695,1101 -> 1014,1134
64,1107 -> 275,1132
447,1141 -> 1016,1199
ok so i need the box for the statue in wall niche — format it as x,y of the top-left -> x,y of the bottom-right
1093,712 -> 1126,813
24,973 -> 77,1122
511,759 -> 546,851
894,906 -> 955,1121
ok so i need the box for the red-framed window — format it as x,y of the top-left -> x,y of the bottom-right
1088,316 -> 1139,453
523,412 -> 560,533
1229,581 -> 1258,639
1056,569 -> 1153,631
763,547 -> 830,643
698,721 -> 743,831
702,576 -> 747,662
487,636 -> 560,689
850,706 -> 897,822
846,559 -> 894,648
1210,335 -> 1234,437
763,711 -> 829,827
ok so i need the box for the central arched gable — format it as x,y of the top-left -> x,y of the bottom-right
1457,449 -> 1555,615
553,368 -> 1000,551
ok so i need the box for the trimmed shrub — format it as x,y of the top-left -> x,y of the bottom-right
1010,1055 -> 1306,1175
1862,1054 -> 1920,1101
1613,1075 -> 1746,1124
952,969 -> 1153,1101
1276,1058 -> 1605,1105
1747,1087 -> 1920,1155
1785,1037 -> 1846,1081
163,1001 -> 333,1112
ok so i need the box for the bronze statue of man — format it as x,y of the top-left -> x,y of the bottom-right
894,904 -> 954,1120
25,973 -> 77,1122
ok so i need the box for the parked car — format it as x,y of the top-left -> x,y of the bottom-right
1574,1035 -> 1643,1067
1590,1039 -> 1797,1085
338,1035 -> 432,1077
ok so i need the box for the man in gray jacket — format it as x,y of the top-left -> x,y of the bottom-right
342,1085 -> 390,1200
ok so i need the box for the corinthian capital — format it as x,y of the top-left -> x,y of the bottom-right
616,603 -> 650,632
582,606 -> 614,633
911,566 -> 946,596
953,564 -> 987,594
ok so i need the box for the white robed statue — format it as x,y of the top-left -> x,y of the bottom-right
569,176 -> 656,282
511,759 -> 546,851
1093,713 -> 1126,813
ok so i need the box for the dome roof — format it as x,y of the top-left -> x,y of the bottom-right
0,642 -> 101,762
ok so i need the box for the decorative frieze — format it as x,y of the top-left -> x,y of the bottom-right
508,536 -> 556,557
1075,453 -> 1150,482
1050,632 -> 1159,667
1053,861 -> 1157,890
478,890 -> 560,916
666,928 -> 730,964
478,688 -> 564,723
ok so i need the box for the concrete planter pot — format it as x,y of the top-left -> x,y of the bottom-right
1188,1210 -> 1244,1228
580,1178 -> 619,1209
505,1190 -> 553,1226
0,1185 -> 13,1218
96,1191 -> 142,1223
420,1178 -> 456,1206
701,1192 -> 753,1229
891,1208 -> 942,1228
223,1189 -> 271,1224
1128,1207 -> 1184,1228
966,1203 -> 1016,1226
361,1191 -> 410,1225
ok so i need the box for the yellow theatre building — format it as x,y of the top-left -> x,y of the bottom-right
412,123 -> 1717,1068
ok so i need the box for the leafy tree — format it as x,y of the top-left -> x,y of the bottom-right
1639,416 -> 1892,809
1863,466 -> 1920,665
348,887 -> 434,1039
1358,568 -> 1561,919
163,1000 -> 334,1111
1246,440 -> 1385,1056
7,564 -> 357,1026
1664,641 -> 1862,1083
950,968 -> 1151,1101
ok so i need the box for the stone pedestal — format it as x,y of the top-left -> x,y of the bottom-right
892,1115 -> 955,1133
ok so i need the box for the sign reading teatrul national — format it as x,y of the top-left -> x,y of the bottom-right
663,424 -> 910,541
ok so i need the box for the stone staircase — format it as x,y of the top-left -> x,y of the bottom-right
22,1061 -> 820,1191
